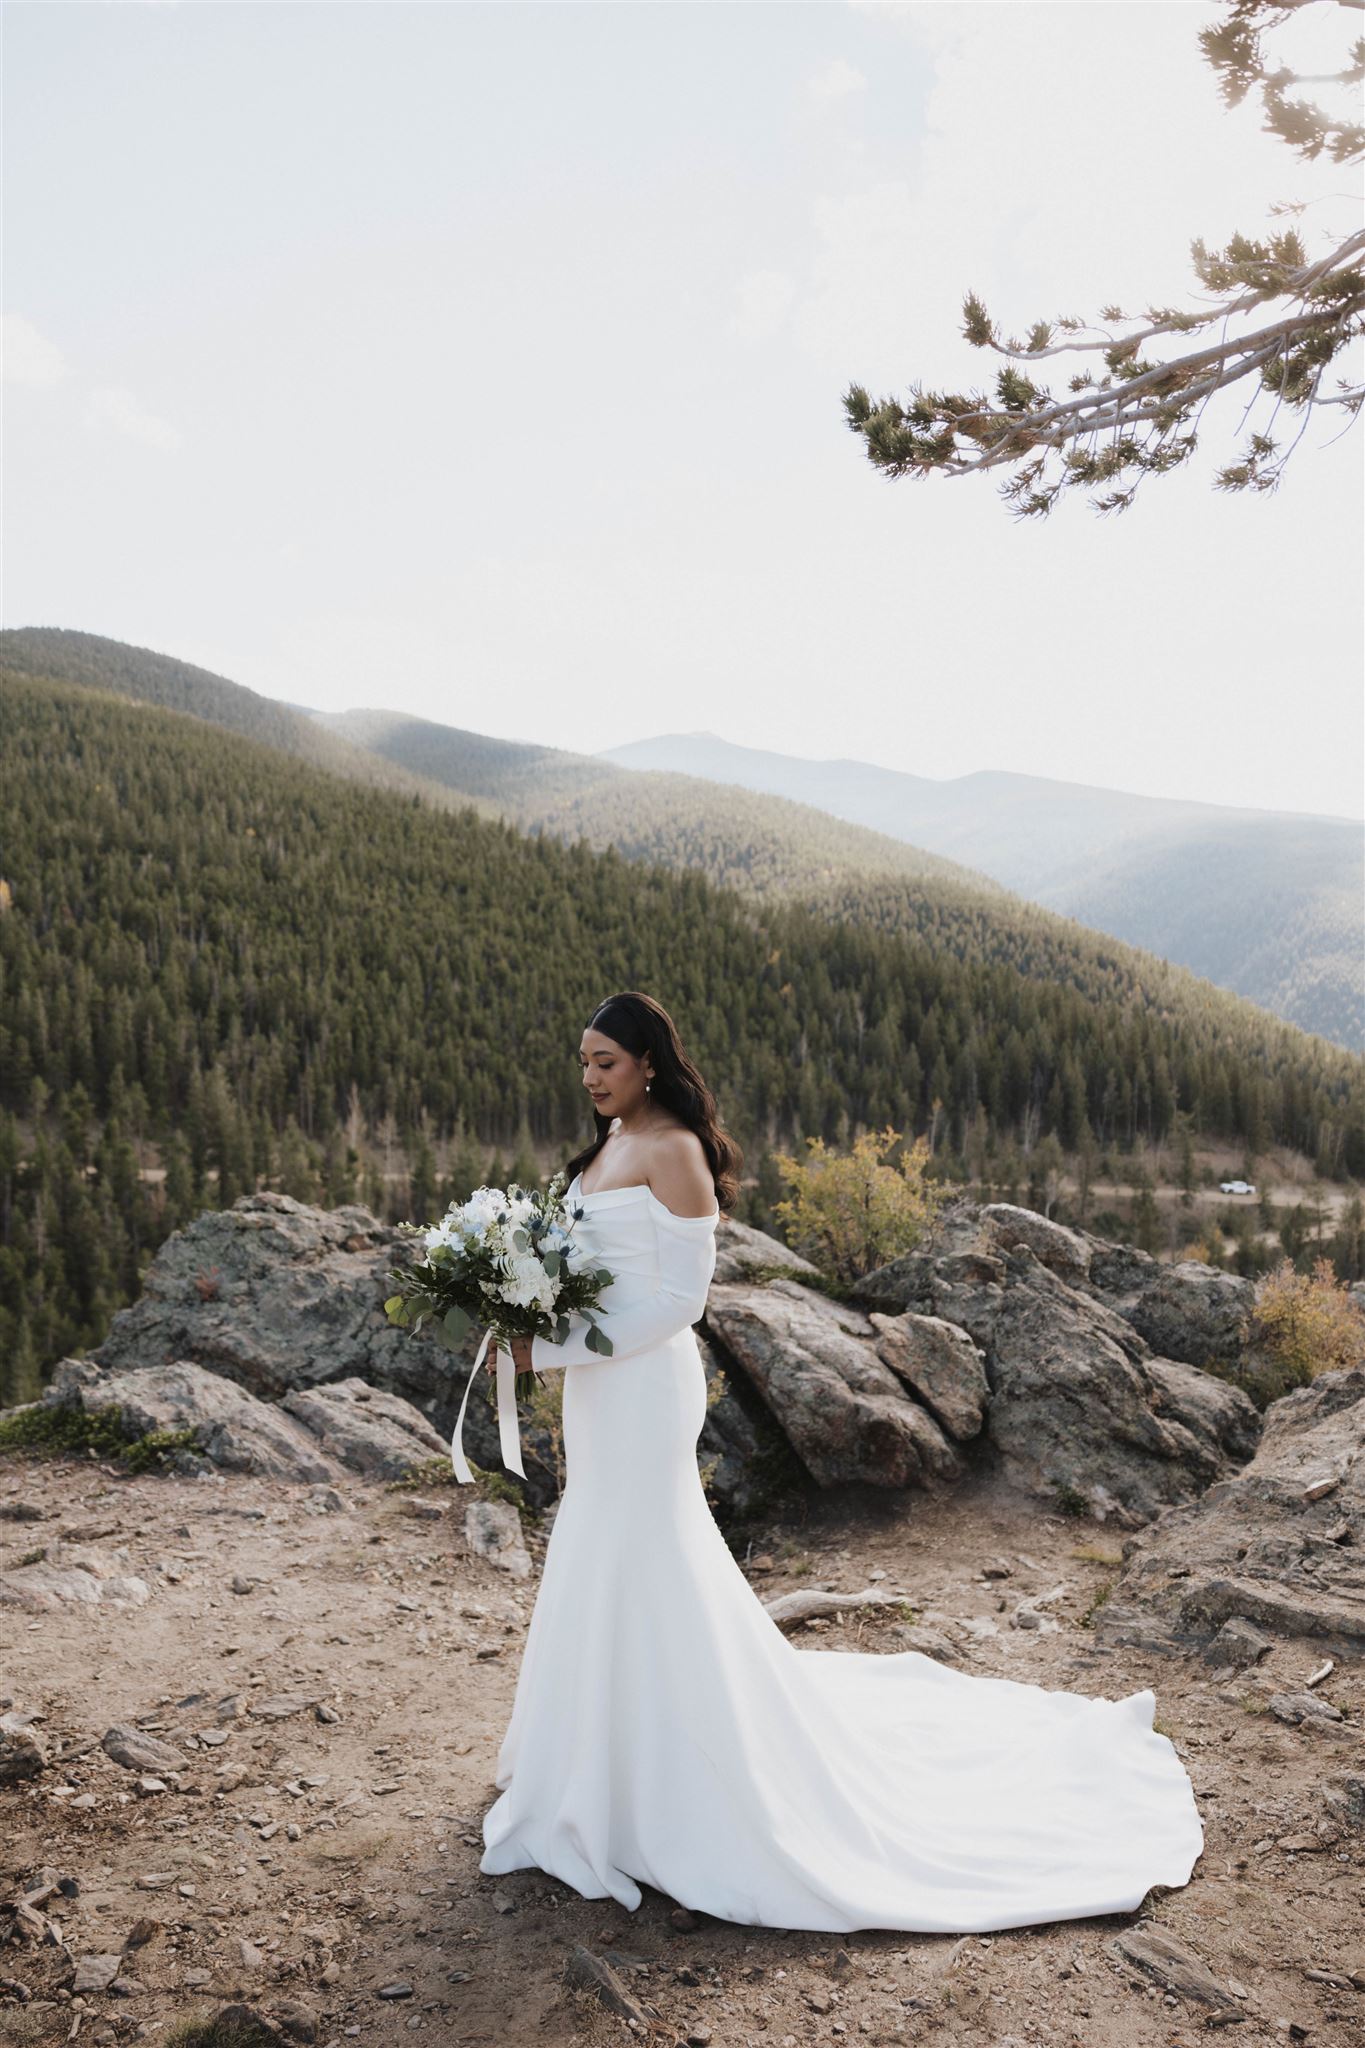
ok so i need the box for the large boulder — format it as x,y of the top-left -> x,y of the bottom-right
1096,1365 -> 1365,1656
695,1332 -> 804,1520
83,1192 -> 515,1484
979,1204 -> 1092,1284
981,1245 -> 1260,1524
1120,1261 -> 1255,1370
867,1310 -> 990,1441
853,1199 -> 998,1315
90,1192 -> 418,1402
32,1357 -> 445,1484
278,1377 -> 450,1479
713,1217 -> 820,1286
703,1279 -> 966,1490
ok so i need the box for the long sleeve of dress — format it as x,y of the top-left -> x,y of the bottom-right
530,1201 -> 718,1372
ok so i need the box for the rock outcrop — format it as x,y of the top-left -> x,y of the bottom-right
11,1187 -> 1314,1531
74,1192 -> 772,1511
704,1280 -> 966,1491
849,1211 -> 1261,1523
18,1356 -> 446,1485
0,1539 -> 151,1615
1096,1365 -> 1365,1655
88,1194 -> 421,1403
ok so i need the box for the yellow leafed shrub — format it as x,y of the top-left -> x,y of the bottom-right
771,1125 -> 947,1286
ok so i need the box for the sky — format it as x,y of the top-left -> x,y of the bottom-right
4,0 -> 1363,820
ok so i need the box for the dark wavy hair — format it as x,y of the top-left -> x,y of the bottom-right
565,991 -> 742,1214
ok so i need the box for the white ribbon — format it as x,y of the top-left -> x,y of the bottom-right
450,1326 -> 527,1485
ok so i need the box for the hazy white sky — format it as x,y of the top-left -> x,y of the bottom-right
5,0 -> 1363,818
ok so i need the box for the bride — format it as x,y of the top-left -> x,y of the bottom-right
478,990 -> 1204,1933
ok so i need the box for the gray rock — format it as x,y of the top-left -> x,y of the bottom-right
464,1499 -> 531,1578
868,1310 -> 990,1440
562,1943 -> 651,2025
888,1623 -> 962,1663
71,1954 -> 123,1994
1108,1925 -> 1231,2005
1318,1771 -> 1365,1843
78,1191 -> 571,1504
854,1200 -> 998,1313
1097,1366 -> 1365,1656
1200,1617 -> 1273,1670
102,1725 -> 187,1774
704,1280 -> 965,1490
980,1204 -> 1093,1283
695,1333 -> 799,1519
984,1248 -> 1259,1523
91,1192 -> 410,1400
0,1541 -> 151,1614
713,1217 -> 819,1285
1268,1690 -> 1345,1726
279,1377 -> 447,1479
38,1358 -> 446,1487
0,1710 -> 47,1782
1083,1237 -> 1160,1308
1123,1261 -> 1255,1369
44,1357 -> 346,1484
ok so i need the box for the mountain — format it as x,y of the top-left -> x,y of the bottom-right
598,733 -> 1364,1053
0,626 -> 488,820
309,704 -> 1007,905
5,659 -> 1364,1398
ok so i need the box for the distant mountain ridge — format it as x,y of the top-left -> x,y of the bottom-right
3,626 -> 1358,1052
0,626 -> 481,820
600,733 -> 1364,1053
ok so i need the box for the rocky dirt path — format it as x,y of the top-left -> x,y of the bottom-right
2,1452 -> 1361,2047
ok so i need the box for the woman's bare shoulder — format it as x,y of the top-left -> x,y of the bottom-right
646,1124 -> 714,1217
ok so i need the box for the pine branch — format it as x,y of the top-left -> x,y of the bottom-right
842,0 -> 1365,514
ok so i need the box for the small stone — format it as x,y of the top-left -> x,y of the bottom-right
72,1954 -> 122,1993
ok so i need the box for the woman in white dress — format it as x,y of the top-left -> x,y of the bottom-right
478,991 -> 1204,1933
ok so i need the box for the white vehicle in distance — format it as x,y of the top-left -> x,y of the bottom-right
1218,1179 -> 1257,1195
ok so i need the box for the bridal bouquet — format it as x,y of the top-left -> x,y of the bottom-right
384,1171 -> 617,1409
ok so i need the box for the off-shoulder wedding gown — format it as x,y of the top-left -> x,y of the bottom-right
476,1173 -> 1204,1933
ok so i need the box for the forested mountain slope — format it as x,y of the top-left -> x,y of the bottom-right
601,731 -> 1365,1053
3,663 -> 1362,1394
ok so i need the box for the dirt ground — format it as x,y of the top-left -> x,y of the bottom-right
2,1451 -> 1361,2048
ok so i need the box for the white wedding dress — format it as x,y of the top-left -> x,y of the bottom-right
477,1173 -> 1205,1933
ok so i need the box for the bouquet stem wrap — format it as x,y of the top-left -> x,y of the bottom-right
450,1325 -> 526,1485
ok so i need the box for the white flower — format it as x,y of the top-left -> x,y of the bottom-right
496,1251 -> 549,1310
462,1186 -> 505,1232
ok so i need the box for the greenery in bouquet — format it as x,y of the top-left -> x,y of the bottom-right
384,1170 -> 616,1406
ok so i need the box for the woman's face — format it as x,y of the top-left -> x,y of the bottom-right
578,1028 -> 651,1117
